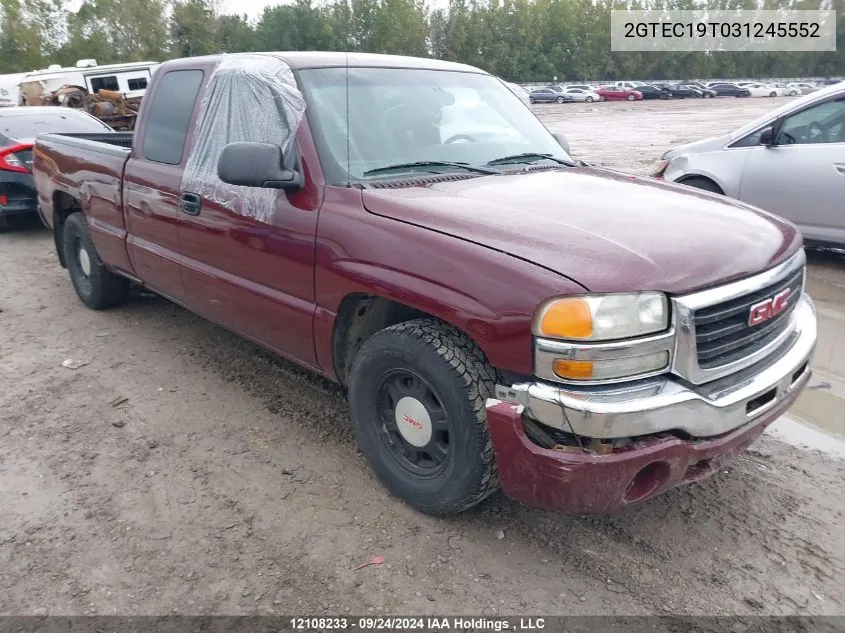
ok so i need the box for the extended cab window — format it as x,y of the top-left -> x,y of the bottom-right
142,69 -> 204,165
127,77 -> 148,91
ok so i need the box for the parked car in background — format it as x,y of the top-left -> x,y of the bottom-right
742,83 -> 783,97
769,83 -> 800,96
596,86 -> 643,101
0,106 -> 114,231
635,84 -> 671,100
612,81 -> 647,90
530,88 -> 565,103
707,82 -> 751,97
660,84 -> 703,99
565,84 -> 593,92
32,51 -> 816,517
685,84 -> 716,98
654,82 -> 845,245
683,81 -> 711,92
561,87 -> 601,102
789,83 -> 818,95
545,85 -> 565,92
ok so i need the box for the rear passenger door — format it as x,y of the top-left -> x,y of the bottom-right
122,68 -> 205,303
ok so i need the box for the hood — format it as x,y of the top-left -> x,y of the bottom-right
663,134 -> 727,158
361,168 -> 800,294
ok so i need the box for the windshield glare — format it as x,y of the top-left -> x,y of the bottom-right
298,67 -> 570,183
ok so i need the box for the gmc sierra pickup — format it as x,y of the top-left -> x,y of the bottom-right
33,52 -> 817,516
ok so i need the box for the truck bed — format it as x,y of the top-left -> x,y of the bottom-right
37,131 -> 133,156
33,131 -> 134,275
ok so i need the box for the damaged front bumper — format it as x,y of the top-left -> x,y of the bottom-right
486,294 -> 816,515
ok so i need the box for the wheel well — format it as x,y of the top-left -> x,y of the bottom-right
52,191 -> 81,268
331,295 -> 443,386
677,175 -> 724,195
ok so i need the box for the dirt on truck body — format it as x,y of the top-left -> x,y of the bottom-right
32,51 -> 816,517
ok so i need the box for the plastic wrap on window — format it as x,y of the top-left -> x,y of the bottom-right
181,55 -> 306,224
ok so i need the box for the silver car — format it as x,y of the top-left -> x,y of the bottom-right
654,82 -> 845,245
561,87 -> 601,102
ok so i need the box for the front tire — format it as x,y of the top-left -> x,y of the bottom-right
769,91 -> 777,98
556,96 -> 565,103
62,213 -> 129,309
348,319 -> 498,516
585,96 -> 594,102
679,176 -> 723,195
627,94 -> 636,101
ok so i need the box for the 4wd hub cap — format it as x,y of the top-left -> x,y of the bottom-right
394,397 -> 432,447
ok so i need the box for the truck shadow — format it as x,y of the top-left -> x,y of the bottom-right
116,290 -> 840,612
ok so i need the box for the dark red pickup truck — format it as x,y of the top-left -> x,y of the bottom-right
33,52 -> 817,516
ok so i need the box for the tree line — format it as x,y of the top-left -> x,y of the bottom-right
1,0 -> 843,82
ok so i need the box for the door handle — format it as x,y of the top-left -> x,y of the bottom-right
835,163 -> 845,176
181,192 -> 201,216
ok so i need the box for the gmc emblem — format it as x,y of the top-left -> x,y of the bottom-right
748,288 -> 792,326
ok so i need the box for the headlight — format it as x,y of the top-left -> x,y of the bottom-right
651,158 -> 669,177
533,292 -> 668,341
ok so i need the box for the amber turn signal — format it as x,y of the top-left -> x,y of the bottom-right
538,298 -> 593,339
553,359 -> 593,380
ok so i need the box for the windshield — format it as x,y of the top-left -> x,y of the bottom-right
297,67 -> 570,184
0,111 -> 110,141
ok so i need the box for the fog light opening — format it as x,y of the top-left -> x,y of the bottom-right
791,362 -> 809,386
624,461 -> 670,503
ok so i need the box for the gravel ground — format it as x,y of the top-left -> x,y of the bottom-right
1,96 -> 844,617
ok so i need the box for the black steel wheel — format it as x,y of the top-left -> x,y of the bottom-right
375,369 -> 451,477
348,319 -> 498,515
62,212 -> 129,309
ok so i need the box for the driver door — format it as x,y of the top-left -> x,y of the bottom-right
738,95 -> 845,243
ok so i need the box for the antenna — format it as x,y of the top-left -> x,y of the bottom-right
345,52 -> 351,188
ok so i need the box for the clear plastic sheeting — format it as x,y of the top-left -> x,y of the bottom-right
181,55 -> 306,224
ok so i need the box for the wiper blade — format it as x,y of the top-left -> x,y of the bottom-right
486,152 -> 574,167
363,161 -> 497,176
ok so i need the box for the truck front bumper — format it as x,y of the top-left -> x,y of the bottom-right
486,294 -> 816,515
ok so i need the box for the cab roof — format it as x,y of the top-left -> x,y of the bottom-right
159,51 -> 486,75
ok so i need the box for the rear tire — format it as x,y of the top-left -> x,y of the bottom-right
769,91 -> 777,98
556,96 -> 565,103
348,319 -> 499,516
679,176 -> 723,195
0,216 -> 12,233
62,213 -> 129,310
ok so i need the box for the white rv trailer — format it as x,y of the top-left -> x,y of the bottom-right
18,59 -> 159,103
0,73 -> 29,107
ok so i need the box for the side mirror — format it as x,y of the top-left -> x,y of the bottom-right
217,142 -> 302,190
759,127 -> 775,146
551,130 -> 571,155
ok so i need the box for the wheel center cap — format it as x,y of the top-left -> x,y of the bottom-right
78,247 -> 91,277
394,397 -> 432,447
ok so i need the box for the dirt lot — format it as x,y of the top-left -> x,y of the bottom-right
1,97 -> 844,617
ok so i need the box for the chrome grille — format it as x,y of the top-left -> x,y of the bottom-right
693,267 -> 804,370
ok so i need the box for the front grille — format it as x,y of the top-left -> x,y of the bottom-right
693,267 -> 804,370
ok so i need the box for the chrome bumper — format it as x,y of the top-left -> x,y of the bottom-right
495,294 -> 816,439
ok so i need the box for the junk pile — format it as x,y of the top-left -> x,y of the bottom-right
22,83 -> 141,130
